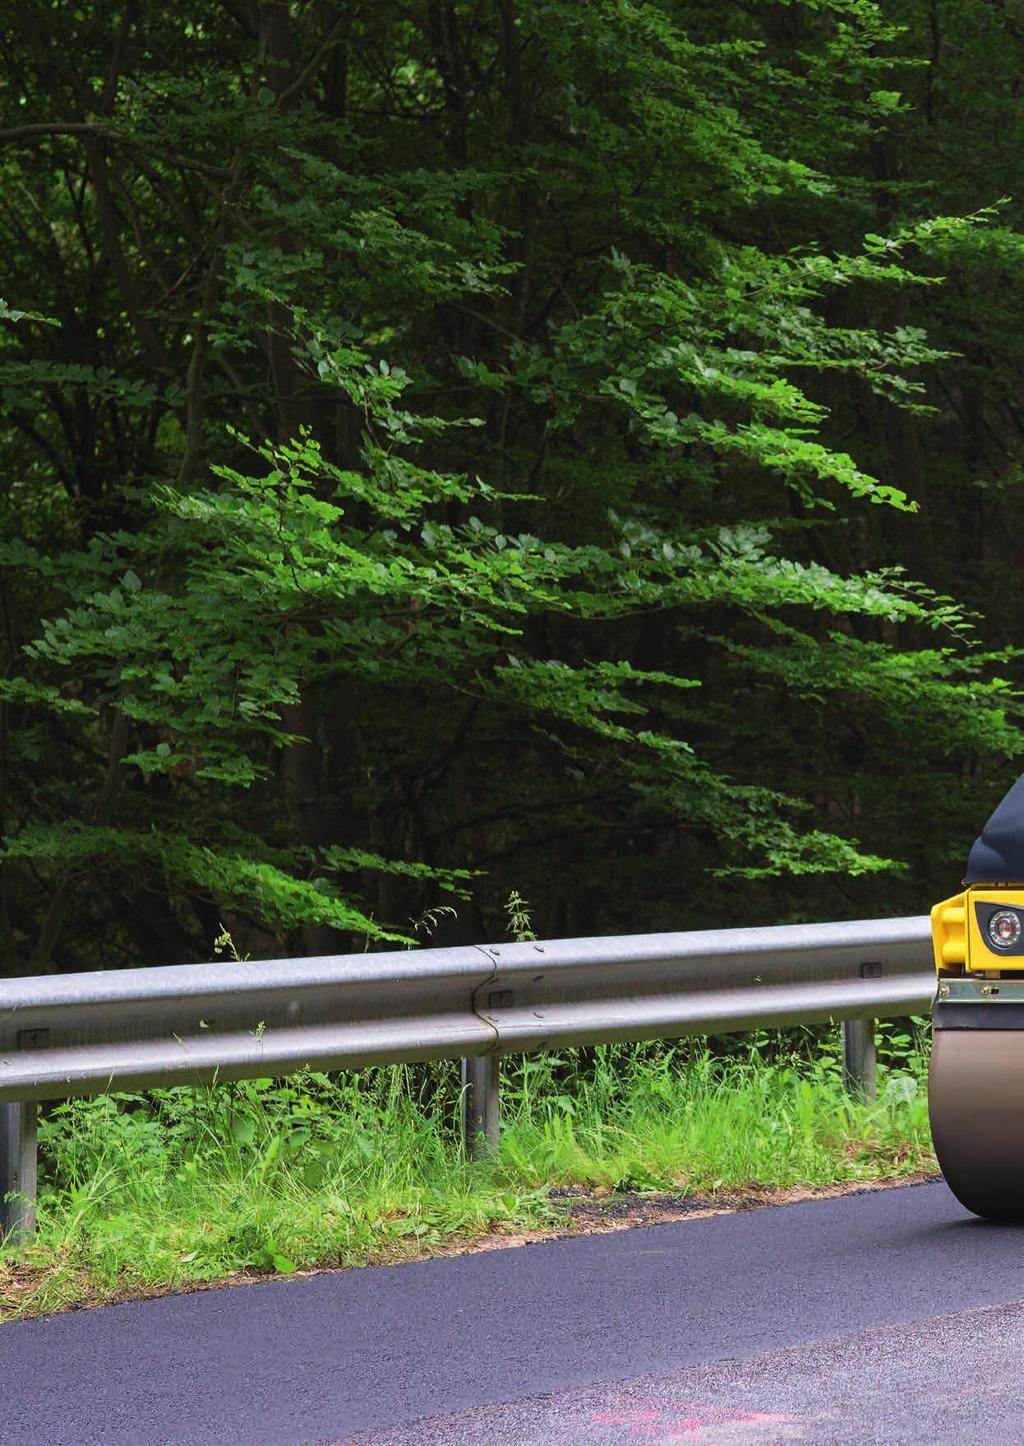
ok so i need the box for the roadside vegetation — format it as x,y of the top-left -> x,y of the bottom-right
0,1025 -> 935,1322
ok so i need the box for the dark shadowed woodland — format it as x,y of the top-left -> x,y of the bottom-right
2,0 -> 1024,975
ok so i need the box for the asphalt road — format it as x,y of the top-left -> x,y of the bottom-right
2,1180 -> 1024,1445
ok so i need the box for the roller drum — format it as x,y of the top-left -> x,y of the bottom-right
929,1027 -> 1024,1220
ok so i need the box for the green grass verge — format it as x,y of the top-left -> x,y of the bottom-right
0,1026 -> 935,1320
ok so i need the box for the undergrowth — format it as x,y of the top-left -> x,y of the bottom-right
0,1023 -> 935,1321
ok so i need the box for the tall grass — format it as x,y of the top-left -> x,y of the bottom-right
501,1028 -> 931,1191
0,1024 -> 935,1320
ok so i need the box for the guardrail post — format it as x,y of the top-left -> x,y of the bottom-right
842,1018 -> 877,1099
461,1055 -> 499,1160
0,1102 -> 37,1241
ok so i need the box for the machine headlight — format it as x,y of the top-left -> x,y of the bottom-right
987,909 -> 1022,950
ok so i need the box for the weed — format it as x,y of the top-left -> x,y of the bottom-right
212,926 -> 249,963
408,905 -> 458,942
505,890 -> 536,942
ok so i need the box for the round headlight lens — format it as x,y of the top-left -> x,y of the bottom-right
988,909 -> 1022,950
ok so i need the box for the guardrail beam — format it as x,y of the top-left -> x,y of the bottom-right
0,916 -> 937,1236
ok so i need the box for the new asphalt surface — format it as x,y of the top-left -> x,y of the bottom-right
2,1179 -> 1023,1445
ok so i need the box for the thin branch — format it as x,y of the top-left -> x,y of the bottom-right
30,710 -> 130,969
100,5 -> 135,114
0,123 -> 231,178
214,354 -> 273,442
109,167 -> 173,294
132,149 -> 209,249
275,11 -> 351,110
9,411 -> 72,489
82,135 -> 169,371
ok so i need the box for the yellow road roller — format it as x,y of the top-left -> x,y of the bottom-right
931,774 -> 1024,1218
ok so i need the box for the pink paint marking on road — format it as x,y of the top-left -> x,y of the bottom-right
592,1400 -> 790,1436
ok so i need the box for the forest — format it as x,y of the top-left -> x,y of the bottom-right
2,0 -> 1023,976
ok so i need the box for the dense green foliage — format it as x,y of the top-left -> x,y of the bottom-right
2,1 -> 1023,970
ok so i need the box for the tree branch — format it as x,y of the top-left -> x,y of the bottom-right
275,10 -> 351,110
82,135 -> 170,372
100,5 -> 135,114
0,123 -> 231,177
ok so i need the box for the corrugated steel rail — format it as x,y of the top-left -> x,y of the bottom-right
0,915 -> 936,1237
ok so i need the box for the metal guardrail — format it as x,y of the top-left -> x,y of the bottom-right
0,915 -> 936,1238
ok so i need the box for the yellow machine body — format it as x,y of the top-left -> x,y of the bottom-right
927,776 -> 1024,1219
931,887 -> 1024,974
930,882 -> 1024,1219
